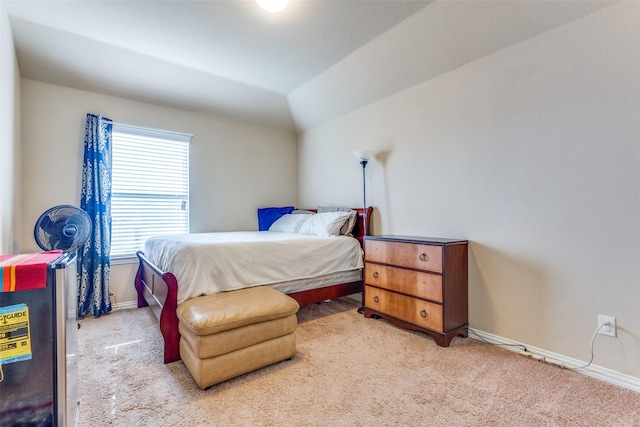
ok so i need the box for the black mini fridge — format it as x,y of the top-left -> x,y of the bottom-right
0,252 -> 79,427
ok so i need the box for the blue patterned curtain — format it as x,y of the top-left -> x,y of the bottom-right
78,113 -> 113,317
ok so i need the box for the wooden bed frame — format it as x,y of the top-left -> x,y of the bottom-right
134,207 -> 372,364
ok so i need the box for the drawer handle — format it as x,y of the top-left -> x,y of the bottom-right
419,253 -> 429,262
420,309 -> 427,318
373,296 -> 379,303
372,271 -> 379,279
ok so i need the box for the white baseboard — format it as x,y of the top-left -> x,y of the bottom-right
469,328 -> 640,393
110,300 -> 138,311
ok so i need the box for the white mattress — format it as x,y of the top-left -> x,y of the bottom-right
144,231 -> 364,304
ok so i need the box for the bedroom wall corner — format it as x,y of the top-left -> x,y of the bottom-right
0,2 -> 22,255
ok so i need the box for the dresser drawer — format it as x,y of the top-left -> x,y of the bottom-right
365,286 -> 443,332
364,263 -> 442,303
365,240 -> 442,273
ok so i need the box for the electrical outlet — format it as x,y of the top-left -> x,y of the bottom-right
598,315 -> 617,337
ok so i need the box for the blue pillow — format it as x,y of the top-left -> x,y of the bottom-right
257,206 -> 294,231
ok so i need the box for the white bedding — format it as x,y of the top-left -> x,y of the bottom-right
144,231 -> 364,304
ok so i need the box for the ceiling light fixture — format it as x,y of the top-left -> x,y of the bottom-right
257,0 -> 288,13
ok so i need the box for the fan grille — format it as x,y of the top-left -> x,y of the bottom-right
34,205 -> 92,252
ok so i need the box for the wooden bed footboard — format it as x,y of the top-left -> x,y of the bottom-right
134,207 -> 372,364
135,251 -> 181,364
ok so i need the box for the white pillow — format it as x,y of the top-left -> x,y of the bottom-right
317,206 -> 357,235
268,214 -> 312,233
297,211 -> 352,237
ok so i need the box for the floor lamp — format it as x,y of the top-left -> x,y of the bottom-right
354,149 -> 374,315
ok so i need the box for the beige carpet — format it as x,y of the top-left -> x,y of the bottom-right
77,298 -> 639,426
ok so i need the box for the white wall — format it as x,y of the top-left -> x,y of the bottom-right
299,3 -> 640,378
0,3 -> 21,254
20,80 -> 298,305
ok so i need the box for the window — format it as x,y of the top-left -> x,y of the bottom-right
110,123 -> 190,260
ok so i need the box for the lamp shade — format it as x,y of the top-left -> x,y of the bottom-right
354,149 -> 375,162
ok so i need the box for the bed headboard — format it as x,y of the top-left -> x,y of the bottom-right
353,207 -> 373,247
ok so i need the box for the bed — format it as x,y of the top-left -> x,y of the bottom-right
134,207 -> 372,363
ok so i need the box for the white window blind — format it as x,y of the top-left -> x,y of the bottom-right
110,123 -> 190,259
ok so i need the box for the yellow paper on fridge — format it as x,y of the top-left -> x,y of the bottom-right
0,303 -> 32,364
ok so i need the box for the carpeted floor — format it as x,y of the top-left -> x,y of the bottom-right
77,297 -> 640,426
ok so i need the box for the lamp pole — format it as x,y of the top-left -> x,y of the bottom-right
355,149 -> 375,316
360,158 -> 368,237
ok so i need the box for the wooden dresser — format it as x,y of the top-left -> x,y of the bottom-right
363,235 -> 468,347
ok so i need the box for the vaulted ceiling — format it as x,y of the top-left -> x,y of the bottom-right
4,0 -> 613,133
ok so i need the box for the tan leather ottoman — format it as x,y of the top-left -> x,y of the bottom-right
177,286 -> 299,389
